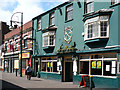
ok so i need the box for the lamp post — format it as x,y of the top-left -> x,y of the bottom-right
10,12 -> 23,77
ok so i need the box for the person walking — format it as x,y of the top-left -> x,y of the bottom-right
26,64 -> 32,80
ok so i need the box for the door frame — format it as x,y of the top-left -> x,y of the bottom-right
63,56 -> 73,82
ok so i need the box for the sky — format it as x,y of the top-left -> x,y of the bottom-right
0,0 -> 68,26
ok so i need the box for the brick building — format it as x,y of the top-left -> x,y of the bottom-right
4,20 -> 32,74
0,21 -> 10,71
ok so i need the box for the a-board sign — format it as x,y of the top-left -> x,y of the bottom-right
79,75 -> 90,88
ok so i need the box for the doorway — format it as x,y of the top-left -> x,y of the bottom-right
35,59 -> 38,76
63,57 -> 73,82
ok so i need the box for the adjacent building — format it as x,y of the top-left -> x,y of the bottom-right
0,21 -> 10,71
32,0 -> 120,88
4,20 -> 32,75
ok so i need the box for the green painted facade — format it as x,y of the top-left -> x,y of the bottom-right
32,1 -> 120,88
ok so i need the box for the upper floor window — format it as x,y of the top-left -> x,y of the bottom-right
10,41 -> 13,52
111,0 -> 120,5
15,39 -> 18,51
84,16 -> 109,41
5,43 -> 7,52
85,0 -> 94,14
50,12 -> 55,26
42,31 -> 55,47
66,4 -> 73,21
38,19 -> 41,30
24,35 -> 28,48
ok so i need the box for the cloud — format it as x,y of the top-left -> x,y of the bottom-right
12,0 -> 44,25
0,0 -> 67,26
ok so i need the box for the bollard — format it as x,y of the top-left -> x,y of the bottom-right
90,75 -> 93,90
16,69 -> 17,76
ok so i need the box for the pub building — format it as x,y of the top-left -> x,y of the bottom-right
32,0 -> 120,88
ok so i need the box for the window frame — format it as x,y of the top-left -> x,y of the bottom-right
5,43 -> 7,52
42,31 -> 55,47
111,0 -> 120,5
24,35 -> 28,48
84,15 -> 109,41
41,57 -> 58,73
10,41 -> 13,52
66,4 -> 73,21
79,53 -> 117,77
37,18 -> 42,30
15,38 -> 18,51
49,12 -> 55,26
84,0 -> 94,14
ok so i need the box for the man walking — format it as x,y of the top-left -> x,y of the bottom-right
26,64 -> 32,80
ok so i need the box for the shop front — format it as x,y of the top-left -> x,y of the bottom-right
19,52 -> 32,75
73,52 -> 119,88
4,53 -> 19,73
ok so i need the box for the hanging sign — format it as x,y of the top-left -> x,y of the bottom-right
97,61 -> 101,69
19,52 -> 30,60
92,61 -> 96,69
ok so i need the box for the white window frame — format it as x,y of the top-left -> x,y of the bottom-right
38,18 -> 42,30
50,12 -> 55,26
24,35 -> 28,48
42,31 -> 55,47
41,58 -> 57,73
66,4 -> 73,21
84,15 -> 109,41
10,41 -> 13,52
15,39 -> 18,51
85,0 -> 94,14
79,53 -> 117,77
112,0 -> 120,4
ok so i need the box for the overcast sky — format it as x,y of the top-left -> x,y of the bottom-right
0,0 -> 68,26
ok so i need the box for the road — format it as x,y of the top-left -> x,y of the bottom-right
1,71 -> 119,90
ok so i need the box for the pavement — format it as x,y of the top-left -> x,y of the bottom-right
1,71 -> 119,90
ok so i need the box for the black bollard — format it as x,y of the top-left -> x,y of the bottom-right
16,69 -> 17,76
90,75 -> 93,90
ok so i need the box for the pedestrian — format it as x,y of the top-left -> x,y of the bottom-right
26,64 -> 32,80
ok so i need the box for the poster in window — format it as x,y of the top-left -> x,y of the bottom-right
92,61 -> 96,69
47,62 -> 49,67
97,61 -> 101,69
50,62 -> 53,67
111,68 -> 116,74
106,65 -> 110,71
112,61 -> 116,67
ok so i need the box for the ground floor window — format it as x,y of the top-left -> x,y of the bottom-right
79,53 -> 117,76
91,60 -> 102,75
22,59 -> 26,69
80,61 -> 89,74
41,57 -> 57,73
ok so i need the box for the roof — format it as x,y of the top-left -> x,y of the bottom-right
32,1 -> 71,20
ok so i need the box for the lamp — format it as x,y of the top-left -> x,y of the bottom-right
10,12 -> 23,77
